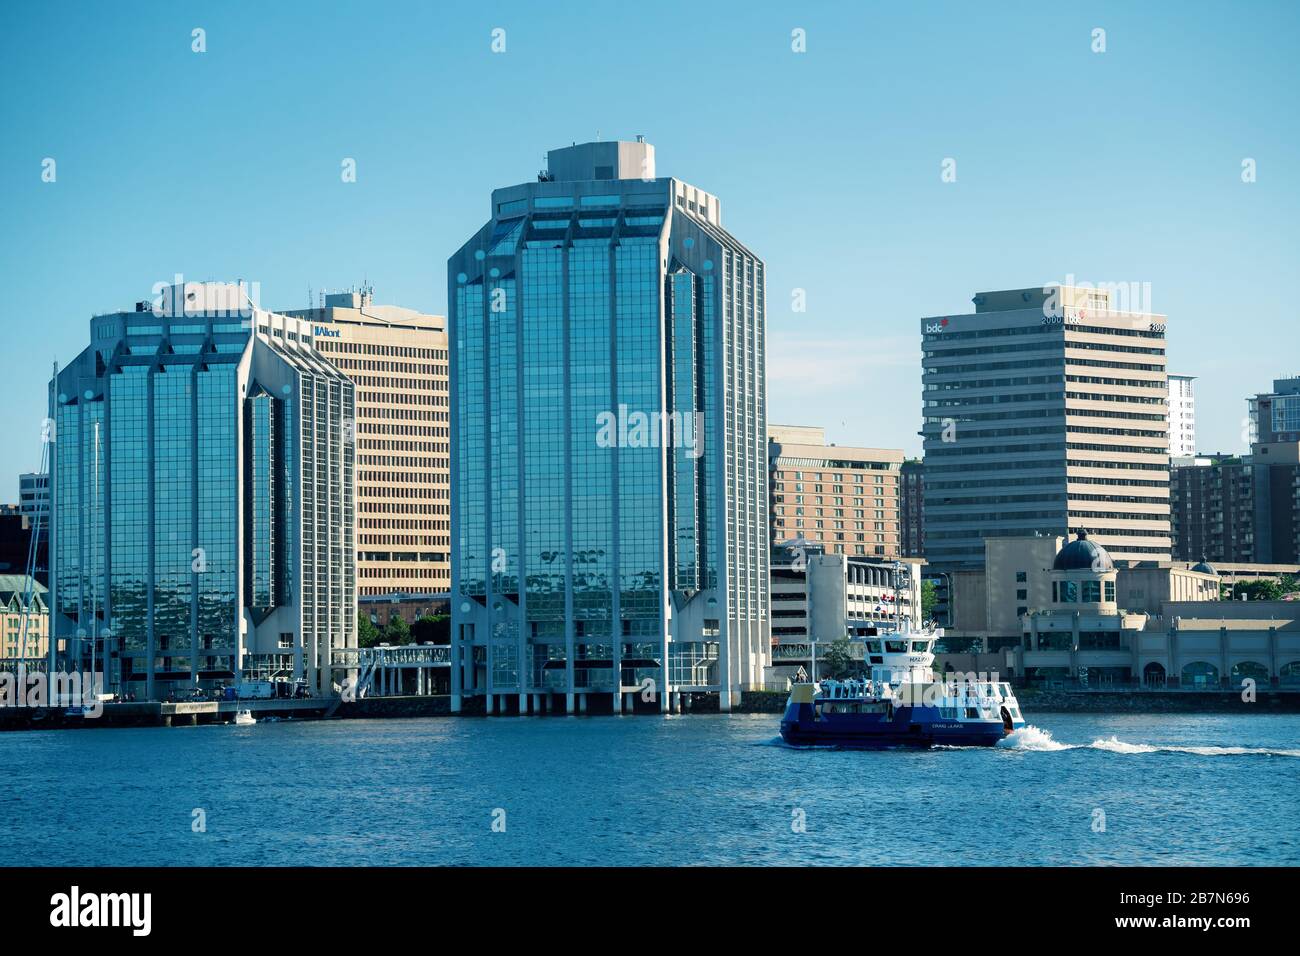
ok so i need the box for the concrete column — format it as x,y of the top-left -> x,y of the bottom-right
533,693 -> 542,714
566,691 -> 575,714
486,693 -> 495,715
519,692 -> 528,715
623,692 -> 634,713
613,691 -> 622,714
720,686 -> 732,713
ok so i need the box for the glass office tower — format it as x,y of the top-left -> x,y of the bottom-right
449,140 -> 767,714
50,283 -> 356,700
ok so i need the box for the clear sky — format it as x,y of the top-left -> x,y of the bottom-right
2,0 -> 1297,486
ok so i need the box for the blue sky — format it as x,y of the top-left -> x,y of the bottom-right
2,0 -> 1297,485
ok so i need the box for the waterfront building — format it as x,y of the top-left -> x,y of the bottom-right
1167,373 -> 1197,458
1005,532 -> 1300,688
899,458 -> 925,558
768,542 -> 921,685
282,290 -> 451,600
920,285 -> 1172,569
50,283 -> 356,699
0,574 -> 49,661
768,424 -> 903,559
448,139 -> 768,713
937,531 -> 1221,660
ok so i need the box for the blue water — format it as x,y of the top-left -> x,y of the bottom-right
2,713 -> 1297,866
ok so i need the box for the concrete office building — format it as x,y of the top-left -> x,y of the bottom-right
282,290 -> 451,599
50,282 -> 356,699
448,140 -> 767,714
920,284 -> 1172,569
900,459 -> 925,558
1167,374 -> 1197,458
768,425 -> 903,559
769,542 -> 921,685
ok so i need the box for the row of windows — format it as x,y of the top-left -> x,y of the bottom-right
317,340 -> 447,361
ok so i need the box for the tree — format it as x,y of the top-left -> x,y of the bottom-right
357,611 -> 380,648
921,580 -> 938,621
821,636 -> 857,680
383,615 -> 411,645
1227,580 -> 1284,602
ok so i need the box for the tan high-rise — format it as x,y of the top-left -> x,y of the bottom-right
285,291 -> 450,597
920,284 -> 1172,568
768,424 -> 904,558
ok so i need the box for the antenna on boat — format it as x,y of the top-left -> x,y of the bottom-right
892,559 -> 905,633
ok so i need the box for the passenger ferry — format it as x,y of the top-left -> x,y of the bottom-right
779,624 -> 1026,748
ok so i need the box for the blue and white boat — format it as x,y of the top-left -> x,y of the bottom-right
779,624 -> 1026,748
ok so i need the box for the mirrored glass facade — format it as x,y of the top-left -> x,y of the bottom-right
449,142 -> 768,713
50,287 -> 356,700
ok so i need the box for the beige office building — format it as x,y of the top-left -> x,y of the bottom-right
768,424 -> 903,558
921,284 -> 1172,568
284,291 -> 450,598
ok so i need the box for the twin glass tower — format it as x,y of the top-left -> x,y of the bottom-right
50,283 -> 357,700
448,141 -> 768,713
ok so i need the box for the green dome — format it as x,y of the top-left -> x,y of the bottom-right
1053,530 -> 1114,572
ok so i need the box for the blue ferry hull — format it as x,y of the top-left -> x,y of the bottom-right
779,701 -> 1008,749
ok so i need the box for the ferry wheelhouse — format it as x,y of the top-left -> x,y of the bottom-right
779,625 -> 1026,748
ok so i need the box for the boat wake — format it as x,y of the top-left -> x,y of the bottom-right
998,725 -> 1300,758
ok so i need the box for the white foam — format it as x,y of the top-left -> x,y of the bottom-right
998,725 -> 1074,751
1000,727 -> 1300,758
1088,737 -> 1300,758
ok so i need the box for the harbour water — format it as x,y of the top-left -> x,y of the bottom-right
3,712 -> 1297,866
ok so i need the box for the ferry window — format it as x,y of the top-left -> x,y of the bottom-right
867,641 -> 882,654
885,640 -> 907,653
910,640 -> 929,653
1104,581 -> 1115,601
1082,581 -> 1101,602
1015,571 -> 1027,582
1062,581 -> 1078,602
1052,582 -> 1058,602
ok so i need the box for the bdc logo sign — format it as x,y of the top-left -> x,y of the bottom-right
925,318 -> 950,333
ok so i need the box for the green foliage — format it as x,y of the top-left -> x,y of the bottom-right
1226,580 -> 1285,602
383,615 -> 411,645
921,580 -> 939,619
357,612 -> 380,648
821,636 -> 857,679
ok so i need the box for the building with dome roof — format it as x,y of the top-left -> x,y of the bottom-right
1001,530 -> 1300,690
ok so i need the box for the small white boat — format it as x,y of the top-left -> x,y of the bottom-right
234,710 -> 257,726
